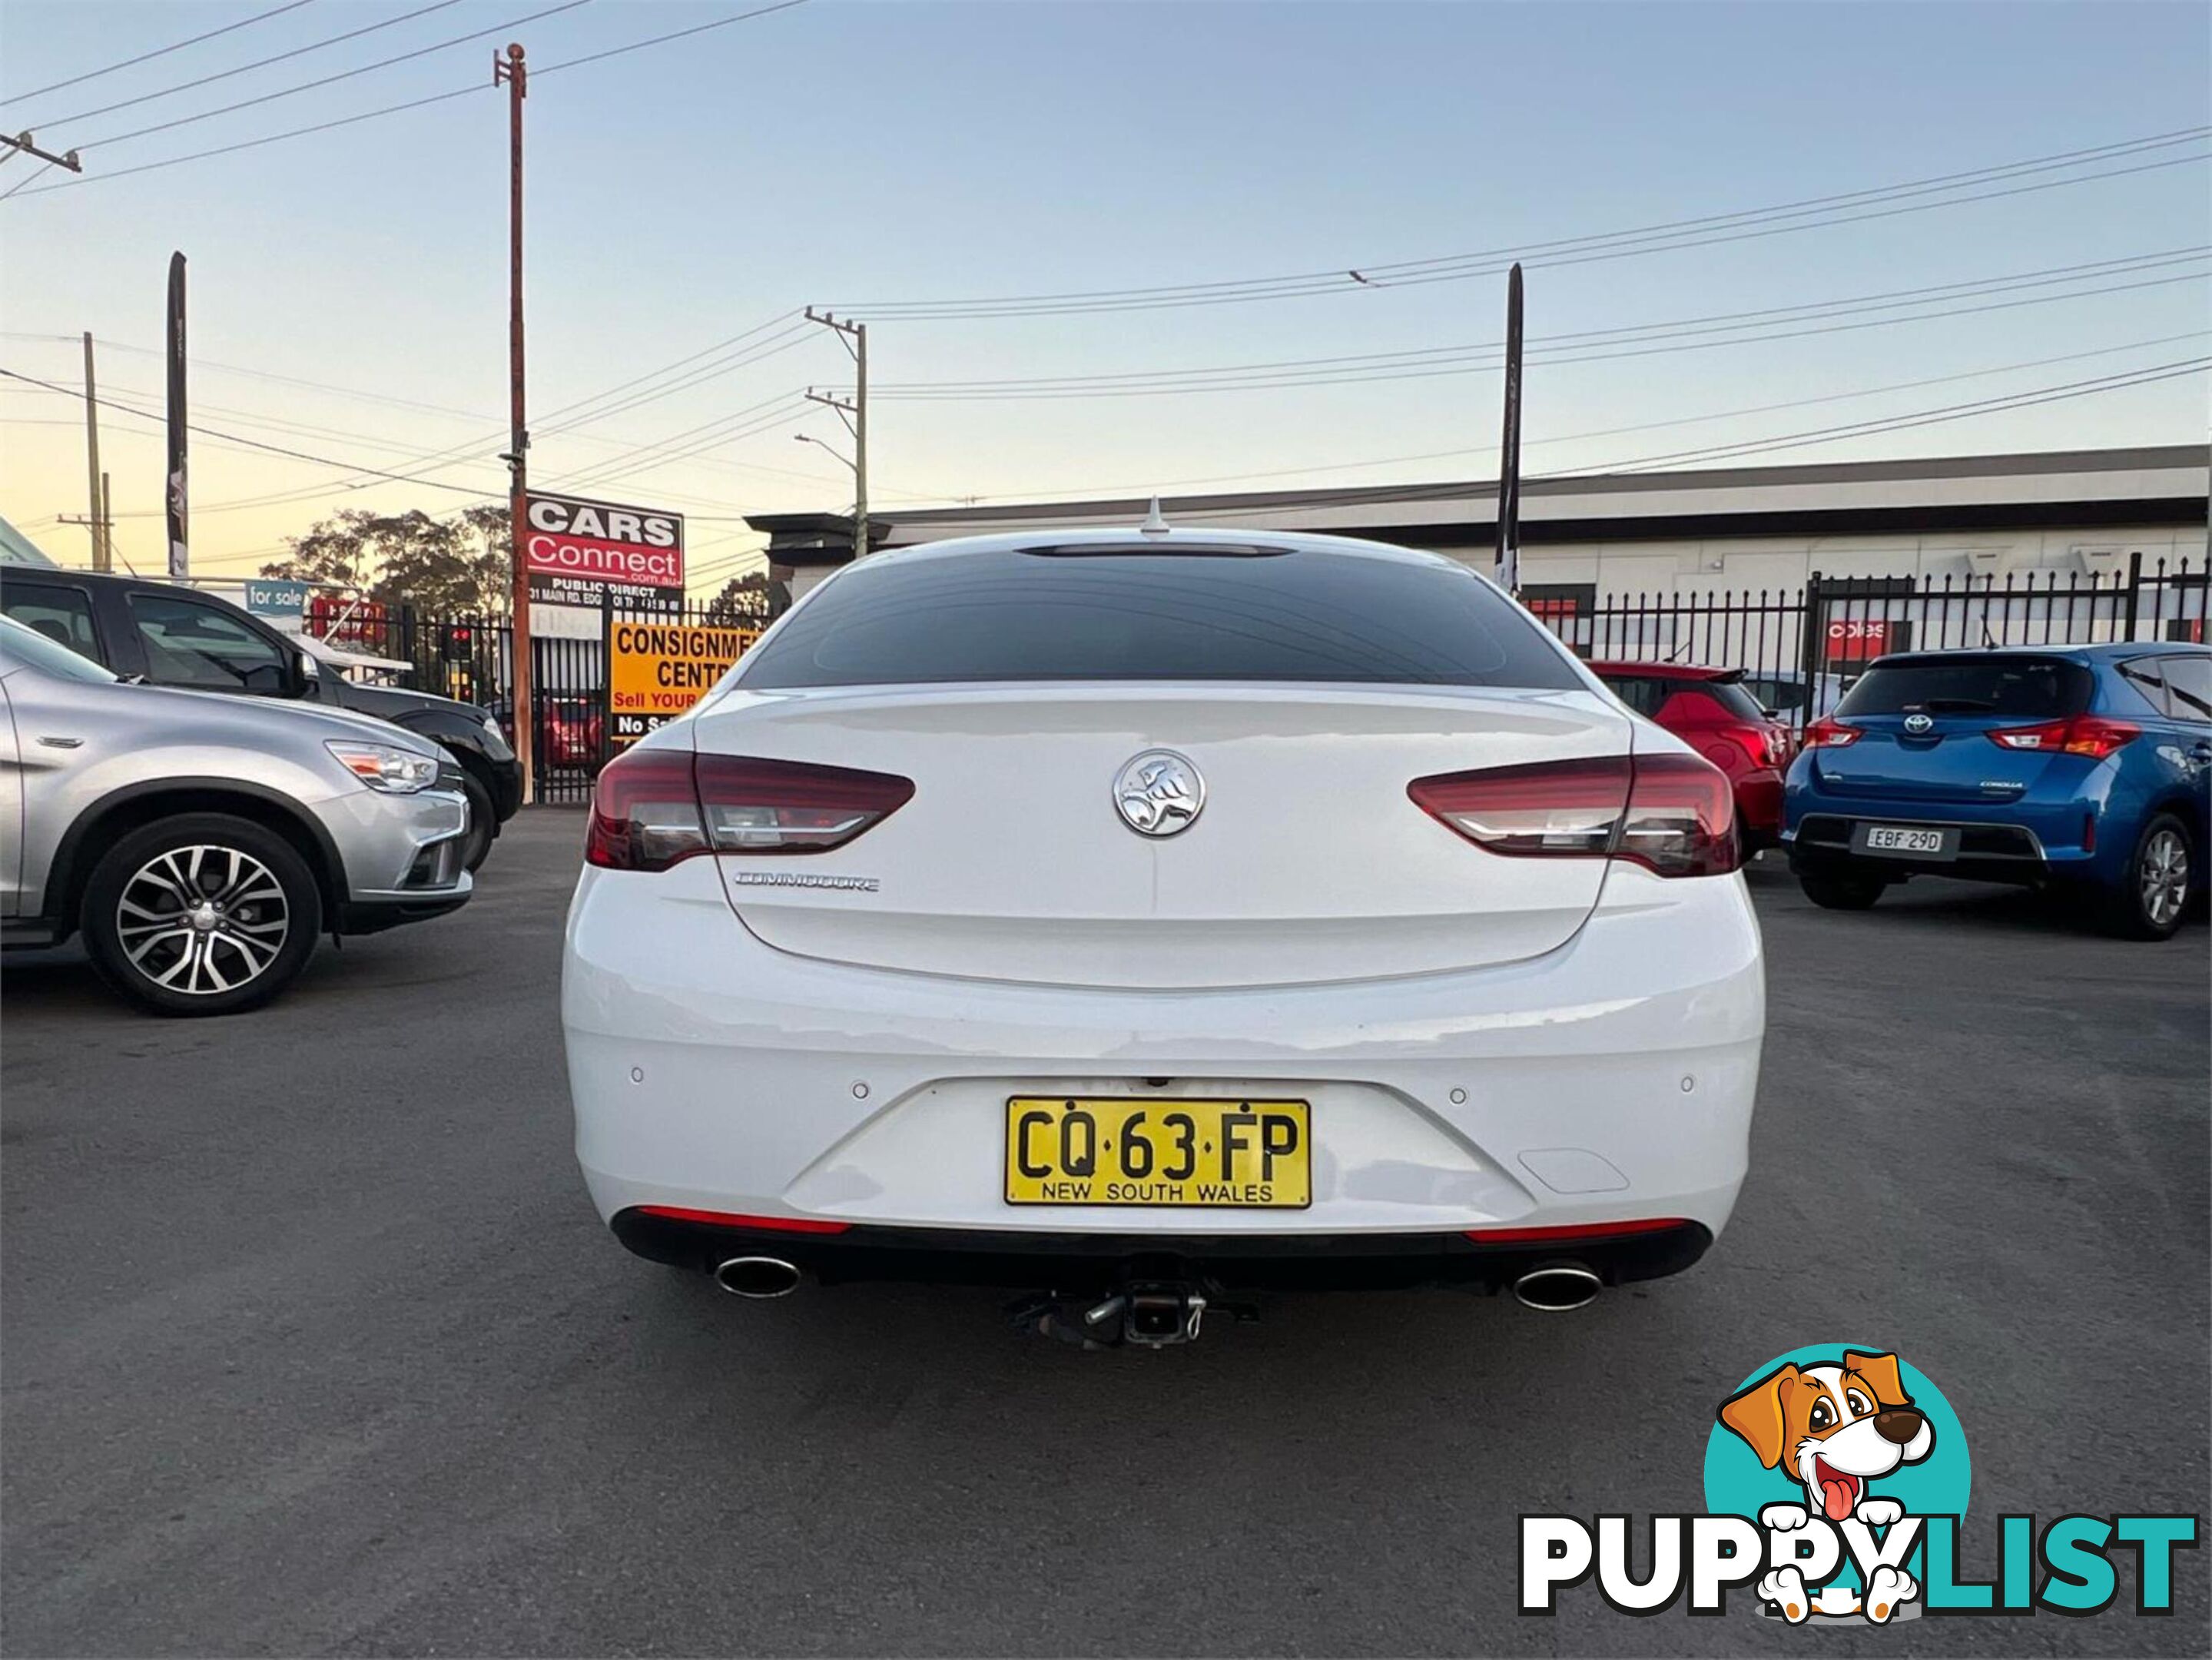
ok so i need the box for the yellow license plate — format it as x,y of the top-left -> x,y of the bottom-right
1003,1097 -> 1311,1208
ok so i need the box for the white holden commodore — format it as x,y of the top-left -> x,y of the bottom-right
562,524 -> 1763,1345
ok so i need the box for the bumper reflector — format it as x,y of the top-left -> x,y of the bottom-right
635,1205 -> 854,1234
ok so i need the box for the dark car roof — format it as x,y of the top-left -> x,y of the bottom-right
1862,642 -> 2210,670
4,566 -> 492,719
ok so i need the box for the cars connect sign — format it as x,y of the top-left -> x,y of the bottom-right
606,620 -> 760,748
523,490 -> 685,613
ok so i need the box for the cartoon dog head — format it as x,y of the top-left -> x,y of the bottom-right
1718,1350 -> 1935,1521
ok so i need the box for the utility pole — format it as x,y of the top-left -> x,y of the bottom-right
165,253 -> 189,577
1494,262 -> 1524,596
495,41 -> 533,803
81,332 -> 108,570
804,308 -> 867,560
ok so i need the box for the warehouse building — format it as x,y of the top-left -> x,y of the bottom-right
749,444 -> 2209,601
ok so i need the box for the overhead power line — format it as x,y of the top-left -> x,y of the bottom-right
70,0 -> 594,152
878,247 -> 2207,393
532,0 -> 814,77
7,0 -> 817,196
0,367 -> 496,496
1154,360 -> 2212,524
934,331 -> 2211,505
38,0 -> 466,131
837,127 -> 2212,319
871,254 -> 2212,400
1555,359 -> 2212,478
2,0 -> 319,105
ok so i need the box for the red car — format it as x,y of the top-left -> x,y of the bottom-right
1589,662 -> 1790,852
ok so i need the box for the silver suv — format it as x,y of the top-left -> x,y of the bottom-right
0,615 -> 472,1014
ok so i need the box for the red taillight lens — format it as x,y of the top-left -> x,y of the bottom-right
1802,716 -> 1861,748
585,749 -> 709,871
1986,715 -> 2139,759
1410,754 -> 1634,858
585,750 -> 914,871
1617,752 -> 1738,876
1408,751 -> 1737,877
693,754 -> 915,854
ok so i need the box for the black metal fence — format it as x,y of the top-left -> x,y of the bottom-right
337,558 -> 2204,804
328,600 -> 758,805
1528,555 -> 2204,726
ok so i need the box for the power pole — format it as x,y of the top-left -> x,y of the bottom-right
495,41 -> 533,803
101,472 -> 113,573
804,308 -> 867,559
81,332 -> 108,570
164,253 -> 189,577
1494,262 -> 1524,596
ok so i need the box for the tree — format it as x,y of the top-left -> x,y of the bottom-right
261,504 -> 510,616
703,569 -> 784,628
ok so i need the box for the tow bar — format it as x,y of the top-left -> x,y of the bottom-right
1011,1281 -> 1243,1350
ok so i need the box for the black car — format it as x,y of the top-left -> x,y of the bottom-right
0,569 -> 521,870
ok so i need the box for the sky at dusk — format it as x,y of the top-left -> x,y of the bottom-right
2,0 -> 2207,593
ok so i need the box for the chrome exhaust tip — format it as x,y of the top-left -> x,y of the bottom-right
714,1256 -> 801,1299
1512,1264 -> 1603,1313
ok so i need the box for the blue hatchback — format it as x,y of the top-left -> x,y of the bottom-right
1784,643 -> 2211,938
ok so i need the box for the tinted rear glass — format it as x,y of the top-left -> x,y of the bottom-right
1836,656 -> 2090,719
738,547 -> 1582,689
1697,680 -> 1770,722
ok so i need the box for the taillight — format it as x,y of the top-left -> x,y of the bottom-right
1802,716 -> 1861,748
585,750 -> 710,871
1408,751 -> 1737,877
1986,715 -> 2139,759
1716,724 -> 1780,769
585,749 -> 914,871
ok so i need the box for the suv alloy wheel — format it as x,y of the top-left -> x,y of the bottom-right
81,814 -> 324,1015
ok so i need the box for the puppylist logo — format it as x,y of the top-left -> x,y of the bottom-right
1522,1344 -> 2199,1625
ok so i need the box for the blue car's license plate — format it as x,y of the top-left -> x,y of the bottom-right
1854,822 -> 1956,858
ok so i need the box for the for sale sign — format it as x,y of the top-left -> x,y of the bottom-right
606,619 -> 759,748
523,491 -> 685,613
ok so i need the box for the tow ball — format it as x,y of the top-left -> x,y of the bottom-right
1010,1281 -> 1235,1350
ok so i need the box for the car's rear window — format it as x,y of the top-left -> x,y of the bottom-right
1836,656 -> 2091,719
738,546 -> 1583,689
1699,679 -> 1770,722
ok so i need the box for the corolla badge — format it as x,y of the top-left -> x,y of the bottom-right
1114,750 -> 1205,837
1903,713 -> 1935,735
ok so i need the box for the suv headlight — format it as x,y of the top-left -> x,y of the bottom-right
327,740 -> 440,793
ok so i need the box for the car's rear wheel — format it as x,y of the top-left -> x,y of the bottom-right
1799,870 -> 1887,911
2100,813 -> 2192,941
81,814 -> 323,1016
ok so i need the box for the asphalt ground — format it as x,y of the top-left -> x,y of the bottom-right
3,809 -> 2206,1657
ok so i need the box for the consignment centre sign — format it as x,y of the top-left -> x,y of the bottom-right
524,491 -> 685,613
607,620 -> 759,747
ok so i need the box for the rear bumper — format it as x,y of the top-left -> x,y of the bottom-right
1735,771 -> 1784,848
562,858 -> 1765,1257
609,1210 -> 1713,1293
1786,811 -> 2058,887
